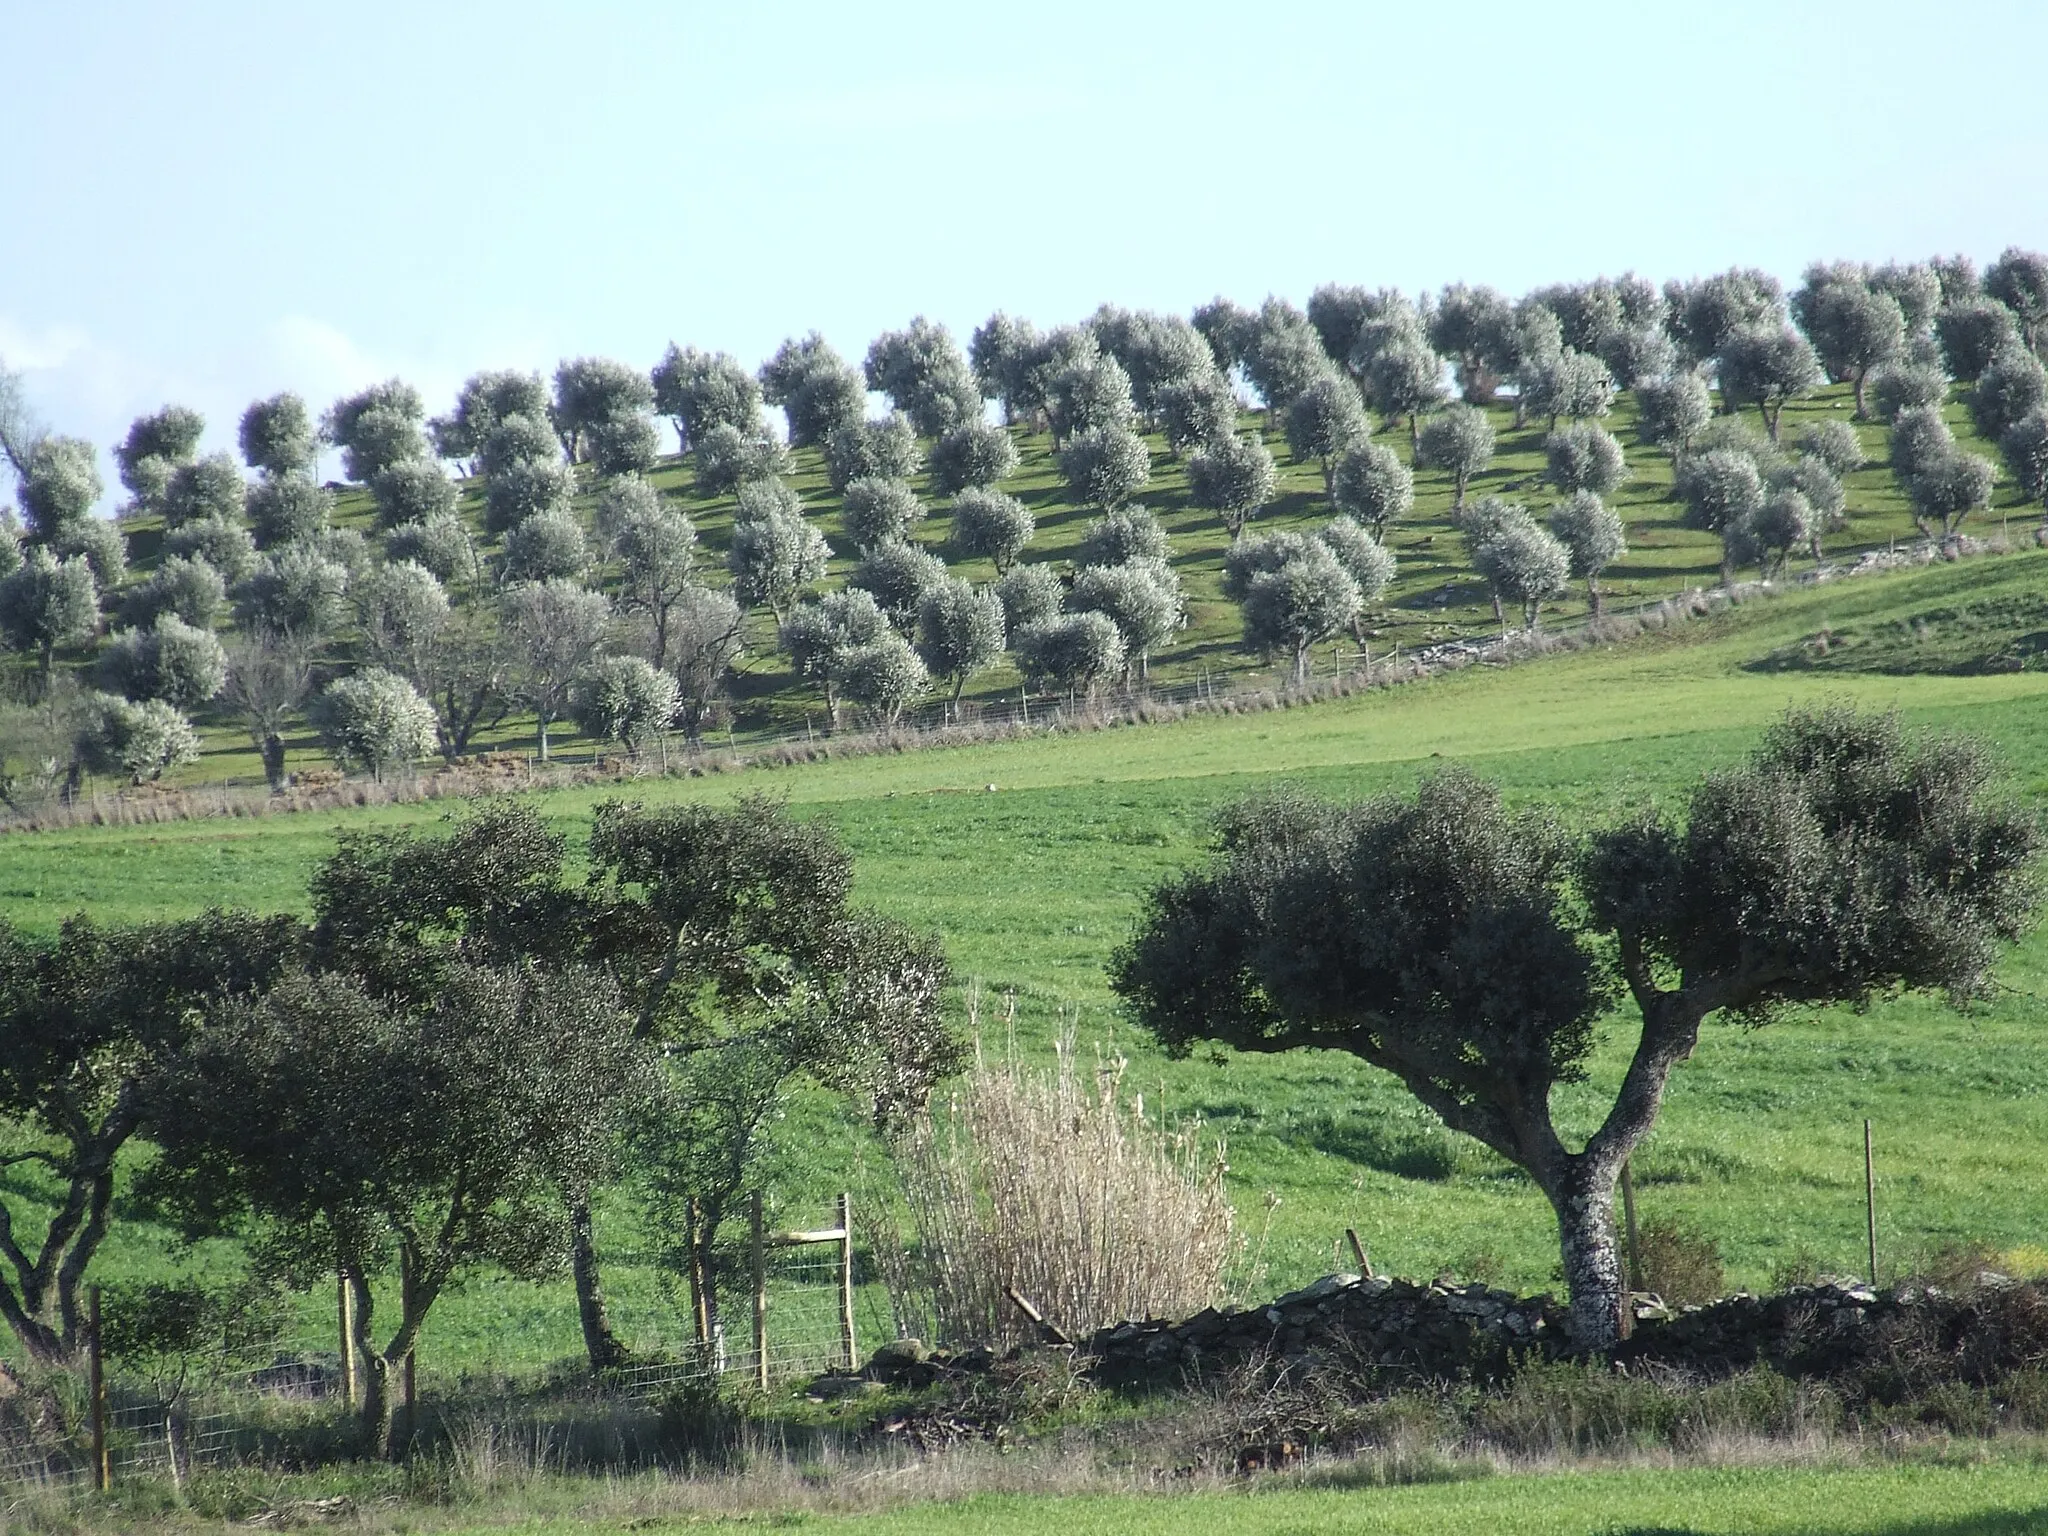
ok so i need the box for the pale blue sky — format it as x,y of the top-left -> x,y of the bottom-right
6,0 -> 2048,489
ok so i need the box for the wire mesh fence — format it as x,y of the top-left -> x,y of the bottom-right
0,1202 -> 864,1489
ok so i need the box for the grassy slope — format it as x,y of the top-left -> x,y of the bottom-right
4,549 -> 2048,1372
84,379 -> 2041,789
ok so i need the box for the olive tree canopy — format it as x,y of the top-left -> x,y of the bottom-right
1112,705 -> 2040,1352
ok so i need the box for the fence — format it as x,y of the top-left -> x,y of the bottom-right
0,1201 -> 863,1490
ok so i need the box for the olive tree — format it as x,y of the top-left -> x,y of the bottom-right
1417,405 -> 1495,511
695,423 -> 792,496
1238,539 -> 1361,683
370,459 -> 457,531
351,560 -> 450,684
1111,706 -> 2040,1353
995,563 -> 1064,635
571,655 -> 679,755
1663,268 -> 1787,367
1548,491 -> 1626,614
666,583 -> 747,740
837,633 -> 929,726
1796,419 -> 1864,478
1524,349 -> 1615,432
18,437 -> 101,541
1544,424 -> 1629,496
784,587 -> 889,722
76,694 -> 201,783
1068,558 -> 1182,682
1634,372 -> 1712,465
849,539 -> 950,633
0,546 -> 97,677
503,579 -> 611,759
429,371 -> 550,471
1429,283 -> 1517,403
1870,362 -> 1950,423
1057,427 -> 1151,511
929,420 -> 1018,494
386,514 -> 479,590
1047,354 -> 1136,445
479,412 -> 563,480
551,357 -> 657,467
916,578 -> 1005,712
97,614 -> 227,710
1157,370 -> 1239,456
160,454 -> 245,532
1935,300 -> 2020,383
247,476 -> 331,548
1674,447 -> 1764,583
1795,279 -> 1904,417
1737,486 -> 1814,576
1187,430 -> 1276,538
1361,335 -> 1448,450
605,483 -> 697,669
2000,410 -> 2048,513
1315,518 -> 1397,612
842,477 -> 926,551
1889,404 -> 1955,480
727,501 -> 829,623
1719,324 -> 1825,441
1015,611 -> 1125,701
823,413 -> 920,494
1972,347 -> 2048,441
865,318 -> 981,438
1331,441 -> 1414,536
1907,451 -> 1996,538
1284,373 -> 1370,493
759,333 -> 866,449
1079,505 -> 1168,568
113,406 -> 204,514
323,381 -> 427,483
970,312 -> 1039,421
947,488 -> 1034,572
1241,298 -> 1328,414
309,668 -> 437,780
1473,512 -> 1571,629
1984,247 -> 2048,352
223,632 -> 314,788
650,346 -> 762,451
503,510 -> 591,583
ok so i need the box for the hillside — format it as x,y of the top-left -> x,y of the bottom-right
4,549 -> 2046,1371
35,368 -> 2043,796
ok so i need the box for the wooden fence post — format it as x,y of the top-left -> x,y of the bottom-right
837,1193 -> 858,1373
1865,1119 -> 1879,1285
751,1192 -> 768,1391
338,1273 -> 356,1409
1344,1228 -> 1373,1279
89,1284 -> 108,1492
686,1197 -> 709,1345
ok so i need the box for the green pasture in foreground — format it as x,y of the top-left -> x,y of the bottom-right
3,551 -> 2048,1372
419,1460 -> 2048,1536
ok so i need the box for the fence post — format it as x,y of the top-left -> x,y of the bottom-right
837,1192 -> 858,1373
89,1284 -> 108,1492
1864,1119 -> 1879,1285
338,1273 -> 356,1409
751,1192 -> 768,1391
685,1197 -> 709,1344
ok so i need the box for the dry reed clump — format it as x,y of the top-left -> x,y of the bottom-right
890,996 -> 1237,1349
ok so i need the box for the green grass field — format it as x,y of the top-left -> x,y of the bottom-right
4,547 -> 2048,1376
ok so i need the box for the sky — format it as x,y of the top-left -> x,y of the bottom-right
5,0 -> 2048,497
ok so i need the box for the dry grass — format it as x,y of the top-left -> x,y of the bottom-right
889,991 -> 1238,1348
